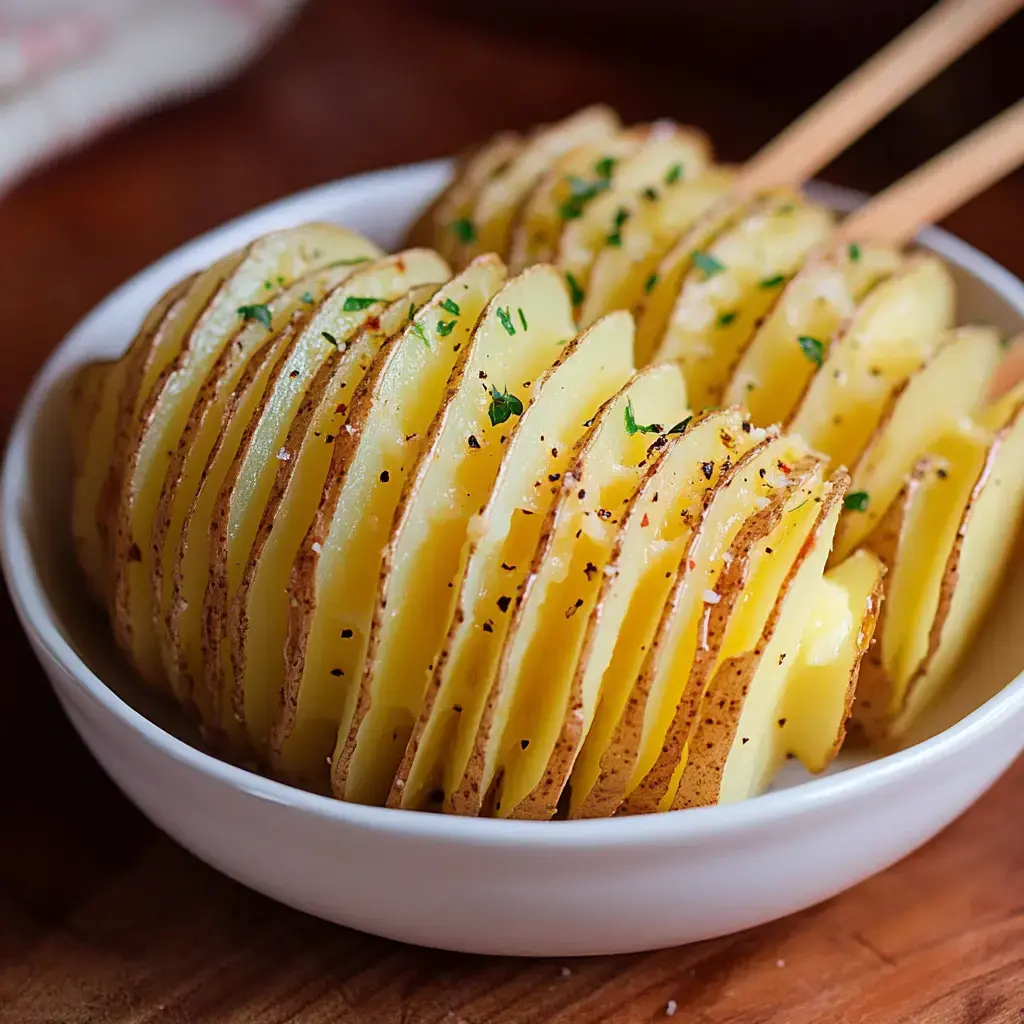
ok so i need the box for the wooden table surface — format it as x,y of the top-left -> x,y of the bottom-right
1,2 -> 1022,1021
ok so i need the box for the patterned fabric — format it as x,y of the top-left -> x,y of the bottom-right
0,0 -> 304,194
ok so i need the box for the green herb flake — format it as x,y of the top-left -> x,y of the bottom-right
565,271 -> 585,307
844,491 -> 870,512
329,256 -> 372,268
606,230 -> 622,247
613,207 -> 630,229
342,296 -> 382,312
594,156 -> 616,179
300,291 -> 315,305
667,416 -> 692,434
410,320 -> 430,347
559,174 -> 610,220
321,331 -> 338,347
644,272 -> 659,295
488,385 -> 524,427
237,303 -> 272,329
692,250 -> 725,279
450,218 -> 476,244
437,319 -> 457,337
496,306 -> 516,336
717,311 -> 737,327
624,399 -> 660,436
848,242 -> 862,262
518,307 -> 528,331
642,186 -> 659,202
664,163 -> 683,185
777,203 -> 796,214
759,274 -> 785,289
797,334 -> 824,367
441,298 -> 460,316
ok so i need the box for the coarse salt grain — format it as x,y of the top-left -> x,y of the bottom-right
777,958 -> 786,968
703,589 -> 721,605
276,447 -> 291,461
560,966 -> 572,977
666,1000 -> 678,1017
312,541 -> 322,553
755,496 -> 770,510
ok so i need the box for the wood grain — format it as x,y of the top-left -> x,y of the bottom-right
1,1 -> 1022,1021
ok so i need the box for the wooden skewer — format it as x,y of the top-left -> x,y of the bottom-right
835,99 -> 1024,244
739,0 -> 1023,193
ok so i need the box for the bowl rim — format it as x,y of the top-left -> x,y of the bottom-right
3,159 -> 1023,850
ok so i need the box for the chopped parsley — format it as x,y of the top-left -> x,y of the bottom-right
606,230 -> 622,247
797,334 -> 824,367
450,218 -> 476,244
496,306 -> 516,336
560,174 -> 610,220
844,491 -> 870,512
717,311 -> 737,327
691,250 -> 725,279
644,272 -> 659,294
664,163 -> 683,185
437,319 -> 457,336
329,257 -> 372,268
300,291 -> 315,304
487,385 -> 524,426
594,156 -> 616,179
342,296 -> 382,312
321,331 -> 338,347
848,242 -> 862,262
440,298 -> 461,316
565,271 -> 585,306
613,207 -> 630,228
237,303 -> 272,329
667,416 -> 692,434
642,186 -> 659,202
409,319 -> 430,347
758,274 -> 785,289
624,399 -> 661,436
518,307 -> 528,331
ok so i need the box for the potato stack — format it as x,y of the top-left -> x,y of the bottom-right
70,105 -> 1024,819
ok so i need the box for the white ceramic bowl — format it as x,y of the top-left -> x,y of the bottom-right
3,161 -> 1023,957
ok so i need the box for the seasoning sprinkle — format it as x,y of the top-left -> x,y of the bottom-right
644,272 -> 659,294
237,303 -> 272,329
321,331 -> 338,347
797,334 -> 824,367
844,490 -> 870,512
691,250 -> 725,278
758,274 -> 785,289
487,385 -> 524,427
565,271 -> 585,306
624,399 -> 661,436
496,306 -> 516,336
716,311 -> 737,328
518,307 -> 528,331
342,296 -> 382,312
664,163 -> 683,185
667,416 -> 692,434
440,298 -> 460,316
848,242 -> 862,262
450,217 -> 476,243
437,319 -> 457,337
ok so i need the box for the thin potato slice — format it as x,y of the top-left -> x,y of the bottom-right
460,106 -> 620,266
230,287 -> 438,753
788,254 -> 955,471
390,311 -> 635,812
154,260 -> 378,698
458,363 -> 689,819
632,196 -> 755,367
651,194 -> 834,409
506,133 -> 644,273
832,325 -> 1002,561
780,549 -> 885,773
676,473 -> 847,808
111,225 -> 381,689
272,258 -> 507,791
199,250 -> 451,742
723,243 -> 900,426
556,126 -> 712,309
580,166 -> 735,328
406,132 -> 522,260
567,409 -> 768,819
615,434 -> 820,815
333,265 -> 578,805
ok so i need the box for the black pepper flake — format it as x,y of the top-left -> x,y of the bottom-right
937,467 -> 949,479
578,488 -> 586,499
701,461 -> 714,480
325,434 -> 335,443
482,621 -> 494,633
479,370 -> 488,380
778,718 -> 787,727
597,508 -> 612,520
766,546 -> 774,554
741,421 -> 752,433
379,470 -> 390,483
128,543 -> 142,562
501,562 -> 516,571
759,468 -> 767,479
741,737 -> 749,745
289,369 -> 299,378
340,629 -> 353,638
497,595 -> 512,613
565,598 -> 584,618
453,704 -> 463,712
330,668 -> 343,677
520,739 -> 530,750
778,652 -> 786,665
468,435 -> 481,449
549,473 -> 560,482
583,562 -> 598,580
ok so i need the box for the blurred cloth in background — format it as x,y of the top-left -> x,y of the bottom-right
0,0 -> 305,195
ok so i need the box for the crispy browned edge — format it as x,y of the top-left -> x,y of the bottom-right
508,412 -> 751,820
165,328 -> 288,711
330,264 -> 559,799
570,432 -> 778,819
673,471 -> 849,809
385,310 -> 611,811
620,455 -> 823,815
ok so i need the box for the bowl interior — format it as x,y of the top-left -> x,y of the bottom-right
6,164 -> 1024,800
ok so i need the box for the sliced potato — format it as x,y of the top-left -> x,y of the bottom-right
460,363 -> 689,819
270,257 -> 508,791
787,253 -> 955,471
460,106 -> 620,266
780,549 -> 885,773
390,311 -> 635,812
154,259 -> 379,699
405,132 -> 522,261
507,133 -> 646,273
632,196 -> 755,367
618,434 -> 821,815
676,473 -> 846,808
991,333 -> 1024,399
556,126 -> 712,310
651,194 -> 834,409
198,250 -> 450,741
832,325 -> 1003,561
110,225 -> 381,690
568,409 -> 768,819
580,166 -> 735,328
723,242 -> 900,426
333,265 -> 578,805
